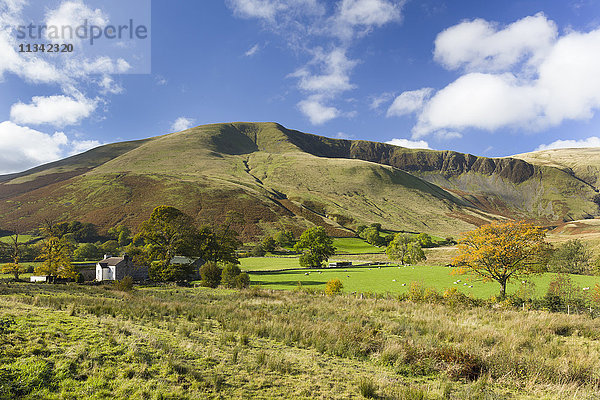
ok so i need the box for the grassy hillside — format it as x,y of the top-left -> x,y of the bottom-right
0,122 -> 596,238
2,284 -> 600,399
513,147 -> 600,188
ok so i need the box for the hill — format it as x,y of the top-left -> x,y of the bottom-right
0,122 -> 597,239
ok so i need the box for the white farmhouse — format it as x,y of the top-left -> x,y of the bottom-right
95,254 -> 148,282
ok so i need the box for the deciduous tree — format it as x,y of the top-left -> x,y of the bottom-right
36,237 -> 76,279
453,221 -> 549,297
386,234 -> 426,265
293,227 -> 335,268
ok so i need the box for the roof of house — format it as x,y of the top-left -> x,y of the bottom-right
98,257 -> 126,267
170,256 -> 203,265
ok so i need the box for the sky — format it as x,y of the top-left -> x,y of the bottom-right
1,0 -> 600,174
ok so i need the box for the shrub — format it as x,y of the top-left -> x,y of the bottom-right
200,262 -> 222,288
236,272 -> 250,289
115,276 -> 134,291
251,245 -> 266,257
357,377 -> 378,399
221,263 -> 242,288
325,279 -> 343,296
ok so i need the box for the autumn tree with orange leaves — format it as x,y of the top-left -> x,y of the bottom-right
453,221 -> 550,297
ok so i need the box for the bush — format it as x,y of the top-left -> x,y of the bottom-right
221,263 -> 242,288
251,245 -> 266,257
261,236 -> 276,252
357,377 -> 378,399
115,276 -> 134,291
325,279 -> 343,296
236,272 -> 250,289
200,262 -> 222,288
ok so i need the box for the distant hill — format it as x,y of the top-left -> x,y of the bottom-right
0,122 -> 597,239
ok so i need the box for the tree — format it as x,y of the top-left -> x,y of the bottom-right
134,206 -> 201,280
221,263 -> 242,288
199,262 -> 222,288
0,231 -> 25,279
274,230 -> 294,247
198,211 -> 242,264
36,237 -> 76,279
549,239 -> 592,275
386,234 -> 426,264
261,236 -> 276,253
416,233 -> 434,248
236,272 -> 250,289
293,227 -> 335,268
362,227 -> 384,246
73,243 -> 101,261
453,221 -> 549,297
1,263 -> 26,280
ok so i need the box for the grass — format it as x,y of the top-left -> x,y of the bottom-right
2,283 -> 600,399
0,235 -> 41,244
332,237 -> 385,254
247,260 -> 600,299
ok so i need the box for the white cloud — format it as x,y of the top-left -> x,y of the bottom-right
298,96 -> 339,124
98,76 -> 123,94
245,43 -> 260,56
227,0 -> 405,125
155,75 -> 168,86
535,137 -> 600,151
409,16 -> 600,139
0,121 -> 105,173
170,117 -> 195,132
10,95 -> 97,128
434,13 -> 556,72
291,48 -> 358,95
386,88 -> 433,117
69,139 -> 102,155
369,92 -> 394,110
434,130 -> 462,140
334,131 -> 355,139
0,121 -> 68,173
385,138 -> 430,149
333,0 -> 403,39
227,0 -> 324,22
44,0 -> 108,44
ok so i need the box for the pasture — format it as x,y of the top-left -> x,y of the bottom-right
244,259 -> 600,299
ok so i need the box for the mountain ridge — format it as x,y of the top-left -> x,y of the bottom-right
0,122 -> 597,238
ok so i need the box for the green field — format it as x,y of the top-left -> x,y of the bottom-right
332,237 -> 384,254
0,234 -> 41,244
247,260 -> 600,299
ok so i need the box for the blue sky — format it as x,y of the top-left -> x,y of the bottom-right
1,0 -> 600,173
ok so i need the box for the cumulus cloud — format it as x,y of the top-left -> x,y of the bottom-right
0,121 -> 104,173
10,95 -> 98,128
0,121 -> 68,173
386,88 -> 433,117
535,137 -> 600,151
399,15 -> 600,140
298,96 -> 340,124
170,117 -> 196,132
386,138 -> 430,149
433,13 -> 556,72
